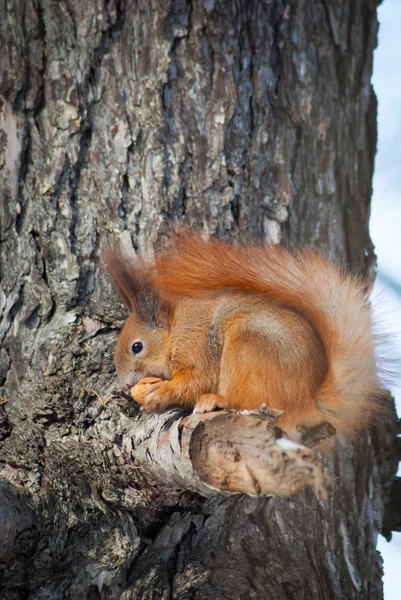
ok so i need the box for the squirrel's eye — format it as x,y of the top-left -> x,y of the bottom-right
132,341 -> 144,355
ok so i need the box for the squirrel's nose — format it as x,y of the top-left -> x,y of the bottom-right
118,372 -> 140,393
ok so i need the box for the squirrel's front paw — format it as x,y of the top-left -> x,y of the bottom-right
131,377 -> 165,407
132,379 -> 177,413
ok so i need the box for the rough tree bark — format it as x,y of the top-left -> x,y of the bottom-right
0,1 -> 398,599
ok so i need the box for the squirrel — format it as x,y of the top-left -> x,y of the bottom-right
105,231 -> 384,446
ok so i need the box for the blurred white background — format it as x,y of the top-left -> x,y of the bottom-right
371,1 -> 401,597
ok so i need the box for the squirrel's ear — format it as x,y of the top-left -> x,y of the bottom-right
105,246 -> 170,326
104,246 -> 147,313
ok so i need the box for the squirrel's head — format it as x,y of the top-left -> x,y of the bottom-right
114,313 -> 170,392
105,246 -> 171,393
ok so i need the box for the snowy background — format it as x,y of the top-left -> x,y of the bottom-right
371,1 -> 401,598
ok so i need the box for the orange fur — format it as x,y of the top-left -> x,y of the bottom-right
107,233 -> 385,448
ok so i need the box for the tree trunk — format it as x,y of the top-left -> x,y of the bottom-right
0,0 -> 398,598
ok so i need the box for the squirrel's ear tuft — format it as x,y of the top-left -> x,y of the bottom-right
104,245 -> 170,326
104,246 -> 147,313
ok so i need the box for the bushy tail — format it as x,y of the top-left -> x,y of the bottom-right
154,233 -> 384,439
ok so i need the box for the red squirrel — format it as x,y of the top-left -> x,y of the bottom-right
106,232 -> 383,445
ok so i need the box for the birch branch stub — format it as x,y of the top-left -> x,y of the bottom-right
133,407 -> 329,500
